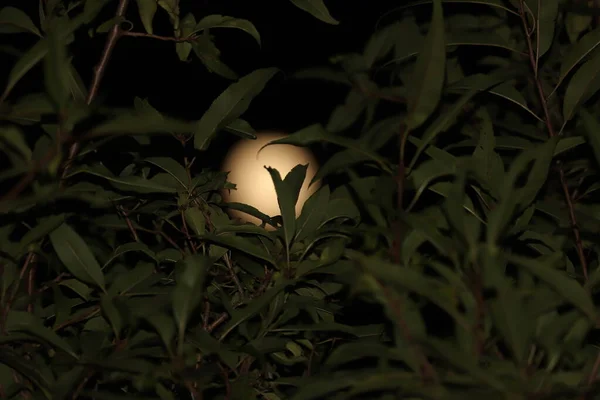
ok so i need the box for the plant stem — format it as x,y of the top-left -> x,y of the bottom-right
518,0 -> 589,281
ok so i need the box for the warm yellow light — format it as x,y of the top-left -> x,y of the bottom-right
221,132 -> 320,228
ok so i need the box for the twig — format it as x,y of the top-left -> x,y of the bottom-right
380,282 -> 437,382
0,0 -> 132,204
118,205 -> 140,242
518,0 -> 589,281
53,307 -> 100,331
121,31 -> 197,42
207,313 -> 228,333
27,265 -> 36,313
60,0 -> 131,180
4,252 -> 36,314
224,253 -> 245,300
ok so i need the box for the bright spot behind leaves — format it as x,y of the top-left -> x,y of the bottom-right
221,132 -> 320,227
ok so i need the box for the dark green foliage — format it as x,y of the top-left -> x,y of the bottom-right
1,0 -> 600,399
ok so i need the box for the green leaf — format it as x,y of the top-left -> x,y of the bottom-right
348,251 -> 470,331
1,3 -> 106,101
49,223 -> 106,291
194,15 -> 261,46
172,255 -> 210,350
326,90 -> 366,133
0,125 -> 31,161
192,35 -> 239,80
312,149 -> 372,182
481,250 -> 532,365
65,166 -> 178,194
507,254 -> 597,323
288,0 -> 339,25
0,7 -> 42,36
145,157 -> 189,189
487,137 -> 558,245
95,16 -> 126,34
103,242 -> 157,269
44,22 -> 71,111
108,262 -> 156,296
406,0 -> 445,131
536,0 -> 559,60
184,207 -> 206,236
562,49 -> 600,125
194,68 -> 279,150
266,165 -> 306,252
363,23 -> 398,68
400,0 -> 519,16
223,118 -> 256,139
218,280 -> 294,341
295,186 -> 330,242
0,347 -> 52,396
581,110 -> 600,170
146,312 -> 175,353
87,108 -> 195,137
100,294 -> 124,339
200,233 -> 275,265
135,0 -> 157,34
51,366 -> 86,400
262,124 -> 393,175
2,38 -> 59,102
5,311 -> 78,358
224,202 -> 275,227
423,337 -> 507,390
60,279 -> 93,301
555,26 -> 600,93
471,109 -> 504,197
447,72 -> 542,122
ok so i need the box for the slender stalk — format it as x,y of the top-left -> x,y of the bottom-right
518,0 -> 589,281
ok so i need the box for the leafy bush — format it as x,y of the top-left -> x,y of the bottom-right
1,0 -> 600,399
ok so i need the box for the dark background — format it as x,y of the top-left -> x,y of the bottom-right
0,0 -> 397,171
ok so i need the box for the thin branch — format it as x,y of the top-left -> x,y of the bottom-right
119,205 -> 140,242
224,253 -> 245,300
207,313 -> 228,333
121,31 -> 197,42
60,0 -> 131,180
392,124 -> 408,264
380,284 -> 437,382
518,0 -> 589,281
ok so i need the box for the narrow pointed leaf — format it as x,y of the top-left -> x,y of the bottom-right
563,50 -> 600,124
49,223 -> 106,290
406,0 -> 445,131
288,0 -> 339,25
195,68 -> 278,150
0,6 -> 42,36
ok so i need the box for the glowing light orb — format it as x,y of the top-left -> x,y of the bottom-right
221,132 -> 320,227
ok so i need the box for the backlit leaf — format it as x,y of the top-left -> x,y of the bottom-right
195,68 -> 278,150
263,124 -> 393,175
